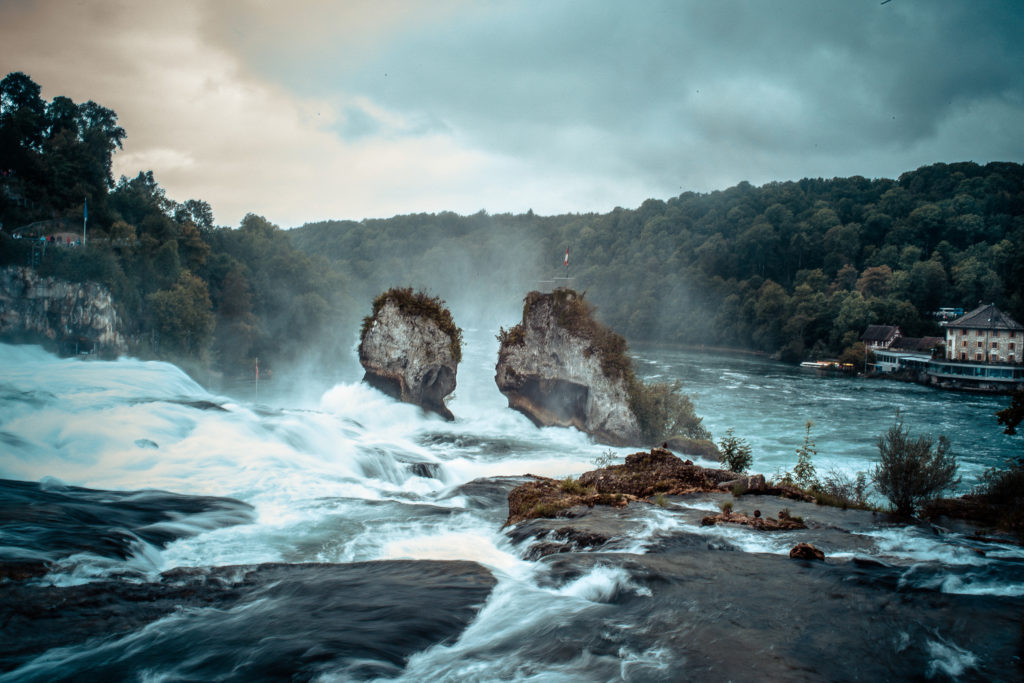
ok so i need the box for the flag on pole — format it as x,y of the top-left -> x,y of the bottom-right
83,198 -> 87,221
564,246 -> 569,268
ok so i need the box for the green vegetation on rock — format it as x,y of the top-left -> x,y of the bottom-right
359,287 -> 462,363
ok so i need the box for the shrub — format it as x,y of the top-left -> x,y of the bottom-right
717,429 -> 753,473
720,500 -> 733,514
793,421 -> 818,490
652,493 -> 669,508
629,379 -> 710,444
972,457 -> 1024,537
872,413 -> 959,517
560,476 -> 584,494
592,450 -> 619,468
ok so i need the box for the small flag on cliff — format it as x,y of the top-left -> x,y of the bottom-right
564,246 -> 569,268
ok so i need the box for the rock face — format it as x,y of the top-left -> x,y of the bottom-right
0,266 -> 125,356
358,289 -> 461,420
495,289 -> 641,445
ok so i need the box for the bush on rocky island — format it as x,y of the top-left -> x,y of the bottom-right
872,413 -> 958,517
717,429 -> 753,473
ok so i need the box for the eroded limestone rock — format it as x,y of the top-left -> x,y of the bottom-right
495,289 -> 641,445
358,288 -> 461,420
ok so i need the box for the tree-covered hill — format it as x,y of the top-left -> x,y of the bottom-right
290,162 -> 1024,362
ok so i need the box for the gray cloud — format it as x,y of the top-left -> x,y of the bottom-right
231,1 -> 1024,185
2,0 -> 1022,226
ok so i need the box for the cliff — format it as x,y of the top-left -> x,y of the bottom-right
495,289 -> 642,445
0,266 -> 125,356
358,288 -> 462,420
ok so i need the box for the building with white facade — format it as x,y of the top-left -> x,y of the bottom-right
944,304 -> 1023,364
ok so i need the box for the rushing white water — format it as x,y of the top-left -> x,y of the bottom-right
2,339 -> 1023,680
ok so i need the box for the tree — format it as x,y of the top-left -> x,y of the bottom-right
147,271 -> 215,356
872,413 -> 959,517
996,389 -> 1024,435
718,429 -> 753,473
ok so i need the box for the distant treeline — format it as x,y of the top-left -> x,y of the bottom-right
292,162 -> 1024,362
3,70 -> 1023,380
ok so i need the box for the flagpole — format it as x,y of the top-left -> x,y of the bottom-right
82,197 -> 87,248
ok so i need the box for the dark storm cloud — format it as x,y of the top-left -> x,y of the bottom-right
220,0 -> 1024,191
3,0 -> 1021,225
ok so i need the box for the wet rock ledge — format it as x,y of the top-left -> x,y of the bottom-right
506,447 -> 746,525
358,288 -> 462,420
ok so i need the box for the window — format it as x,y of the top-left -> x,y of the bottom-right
978,341 -> 984,348
962,340 -> 967,347
960,352 -> 966,360
1011,342 -> 1016,351
976,353 -> 983,361
992,341 -> 999,349
992,353 -> 999,362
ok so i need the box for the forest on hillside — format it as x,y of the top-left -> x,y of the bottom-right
3,70 -> 1023,380
292,162 -> 1024,363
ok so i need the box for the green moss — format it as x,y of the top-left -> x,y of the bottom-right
560,475 -> 584,494
528,501 -> 567,519
359,287 -> 463,363
497,325 -> 525,347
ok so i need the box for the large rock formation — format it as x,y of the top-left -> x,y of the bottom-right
0,266 -> 125,356
495,289 -> 642,445
358,288 -> 461,420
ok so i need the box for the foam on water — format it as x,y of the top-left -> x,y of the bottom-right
3,342 -> 1023,678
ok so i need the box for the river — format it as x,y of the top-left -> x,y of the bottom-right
1,339 -> 1021,681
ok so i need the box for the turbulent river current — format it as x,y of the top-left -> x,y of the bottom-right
1,338 -> 1022,681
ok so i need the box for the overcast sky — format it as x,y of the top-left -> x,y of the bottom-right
2,0 -> 1022,228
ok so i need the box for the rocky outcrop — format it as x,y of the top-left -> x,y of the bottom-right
495,289 -> 641,445
358,288 -> 461,420
505,448 -> 745,525
700,508 -> 808,531
717,474 -> 767,492
790,542 -> 826,560
0,266 -> 125,356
